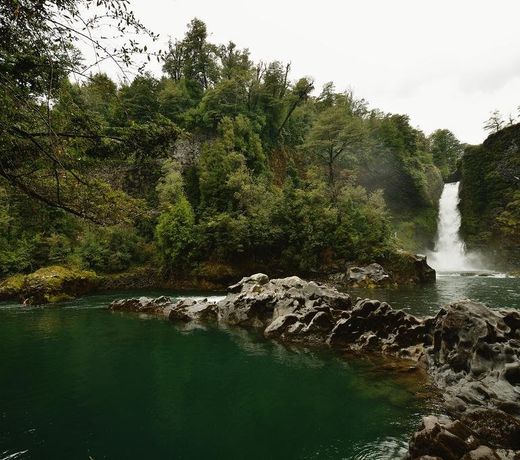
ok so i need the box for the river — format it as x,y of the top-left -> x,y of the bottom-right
0,290 -> 432,460
2,273 -> 520,459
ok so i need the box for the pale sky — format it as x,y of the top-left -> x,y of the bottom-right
102,0 -> 520,145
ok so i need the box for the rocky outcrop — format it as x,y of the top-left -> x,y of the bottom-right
328,251 -> 436,288
0,274 -> 25,301
429,301 -> 520,416
110,296 -> 174,315
108,274 -> 520,458
344,263 -> 395,288
379,250 -> 437,285
0,266 -> 99,304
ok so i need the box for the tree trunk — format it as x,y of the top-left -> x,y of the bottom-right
328,149 -> 334,187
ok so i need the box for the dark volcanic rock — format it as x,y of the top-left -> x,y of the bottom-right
217,274 -> 351,331
345,263 -> 395,288
460,409 -> 520,450
409,415 -> 480,460
110,296 -> 175,316
328,298 -> 429,359
427,300 -> 520,417
408,412 -> 520,460
168,298 -> 217,323
379,250 -> 437,285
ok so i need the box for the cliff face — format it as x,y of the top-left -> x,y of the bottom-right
459,123 -> 520,268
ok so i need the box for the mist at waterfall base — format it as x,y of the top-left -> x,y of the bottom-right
427,182 -> 485,273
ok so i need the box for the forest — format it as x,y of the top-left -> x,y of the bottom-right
0,2 -> 514,285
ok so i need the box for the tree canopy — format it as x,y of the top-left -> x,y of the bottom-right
0,12 -> 459,277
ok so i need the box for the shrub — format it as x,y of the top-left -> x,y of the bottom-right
155,197 -> 195,270
77,226 -> 148,273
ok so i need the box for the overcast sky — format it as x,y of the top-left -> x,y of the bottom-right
116,0 -> 520,144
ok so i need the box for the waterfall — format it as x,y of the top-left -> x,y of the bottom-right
428,181 -> 477,272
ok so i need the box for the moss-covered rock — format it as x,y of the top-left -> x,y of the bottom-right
23,266 -> 99,304
0,266 -> 99,305
0,274 -> 26,301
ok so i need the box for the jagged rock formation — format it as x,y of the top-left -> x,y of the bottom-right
109,274 -> 520,458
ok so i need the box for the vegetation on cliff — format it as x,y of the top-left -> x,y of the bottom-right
459,123 -> 520,268
0,2 -> 455,283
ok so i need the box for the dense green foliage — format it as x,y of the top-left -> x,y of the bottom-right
459,123 -> 520,267
428,129 -> 464,181
1,8 -> 451,278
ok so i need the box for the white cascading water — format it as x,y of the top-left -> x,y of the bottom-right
428,181 -> 476,272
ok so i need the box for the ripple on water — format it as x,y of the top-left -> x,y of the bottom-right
350,437 -> 409,460
1,450 -> 29,460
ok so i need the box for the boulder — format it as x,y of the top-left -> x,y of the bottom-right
427,300 -> 520,416
345,263 -> 394,288
0,266 -> 99,305
377,250 -> 436,285
110,296 -> 175,316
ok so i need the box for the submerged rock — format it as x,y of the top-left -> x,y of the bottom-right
408,411 -> 520,460
108,274 -> 520,458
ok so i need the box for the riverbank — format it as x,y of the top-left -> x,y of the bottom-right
0,251 -> 436,305
110,274 -> 520,459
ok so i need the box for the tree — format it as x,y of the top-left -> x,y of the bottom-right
219,42 -> 252,81
484,110 -> 505,133
0,0 -> 158,223
428,129 -> 464,180
155,197 -> 196,270
163,18 -> 220,97
155,162 -> 196,270
118,73 -> 160,123
304,106 -> 366,187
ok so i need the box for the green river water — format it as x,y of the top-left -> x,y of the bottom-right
1,275 -> 519,460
